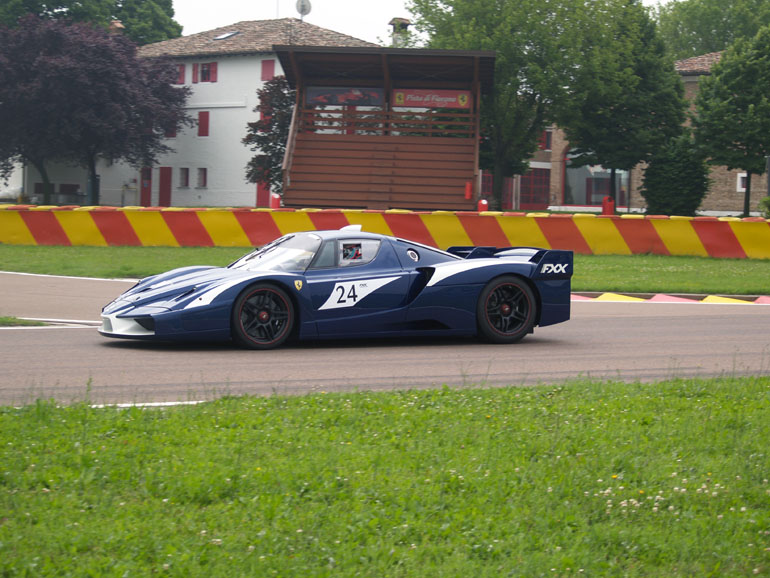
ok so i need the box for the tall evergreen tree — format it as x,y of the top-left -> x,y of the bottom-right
243,77 -> 296,196
694,25 -> 770,216
656,0 -> 770,60
408,0 -> 596,209
558,0 -> 686,206
0,0 -> 181,44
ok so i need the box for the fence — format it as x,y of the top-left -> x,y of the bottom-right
1,205 -> 768,259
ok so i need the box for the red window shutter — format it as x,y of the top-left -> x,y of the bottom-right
192,63 -> 199,83
261,59 -> 275,81
198,111 -> 209,137
176,64 -> 185,84
209,62 -> 217,82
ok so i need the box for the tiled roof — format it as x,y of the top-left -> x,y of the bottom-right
138,18 -> 376,59
675,52 -> 722,76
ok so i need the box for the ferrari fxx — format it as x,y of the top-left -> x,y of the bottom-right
99,226 -> 573,349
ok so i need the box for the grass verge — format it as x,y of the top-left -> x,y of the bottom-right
0,316 -> 45,327
2,377 -> 769,576
1,245 -> 769,295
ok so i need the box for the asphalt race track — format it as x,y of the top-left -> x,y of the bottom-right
1,271 -> 768,406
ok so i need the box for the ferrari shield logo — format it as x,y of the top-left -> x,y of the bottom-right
294,280 -> 303,291
458,93 -> 469,107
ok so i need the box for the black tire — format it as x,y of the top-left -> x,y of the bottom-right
476,276 -> 537,344
231,284 -> 294,350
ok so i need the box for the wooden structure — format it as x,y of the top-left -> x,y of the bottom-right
274,46 -> 495,211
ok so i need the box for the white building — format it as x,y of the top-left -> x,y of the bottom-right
19,19 -> 374,207
0,162 -> 24,202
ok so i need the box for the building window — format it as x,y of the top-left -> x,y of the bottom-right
197,168 -> 208,188
563,156 -> 629,206
192,62 -> 217,83
538,130 -> 552,151
198,111 -> 209,137
261,59 -> 275,81
179,168 -> 189,188
737,173 -> 747,193
175,64 -> 185,85
201,62 -> 217,82
213,31 -> 239,40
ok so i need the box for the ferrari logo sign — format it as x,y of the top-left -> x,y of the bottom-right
294,280 -> 303,291
390,89 -> 471,109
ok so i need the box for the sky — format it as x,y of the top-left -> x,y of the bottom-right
173,0 -> 415,44
173,0 -> 663,45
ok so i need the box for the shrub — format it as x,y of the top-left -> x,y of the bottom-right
760,196 -> 770,218
640,133 -> 710,216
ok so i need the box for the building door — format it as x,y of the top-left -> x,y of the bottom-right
257,181 -> 270,207
520,168 -> 551,210
140,167 -> 152,206
159,167 -> 172,207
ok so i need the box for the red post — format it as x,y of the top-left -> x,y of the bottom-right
477,198 -> 489,212
601,196 -> 615,215
269,193 -> 281,209
465,181 -> 472,200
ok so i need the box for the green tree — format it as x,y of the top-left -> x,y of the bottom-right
640,131 -> 710,215
0,16 -> 191,204
0,0 -> 181,45
558,0 -> 686,206
408,0 -> 594,209
243,76 -> 296,196
656,0 -> 770,60
693,26 -> 770,216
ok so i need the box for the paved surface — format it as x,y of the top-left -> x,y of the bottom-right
1,272 -> 769,406
0,272 -> 134,322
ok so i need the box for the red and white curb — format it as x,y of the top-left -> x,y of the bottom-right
572,293 -> 770,304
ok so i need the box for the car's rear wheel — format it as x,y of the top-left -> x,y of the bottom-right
232,284 -> 294,350
477,276 -> 537,344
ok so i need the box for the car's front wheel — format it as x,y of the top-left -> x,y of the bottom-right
231,284 -> 294,349
477,276 -> 537,344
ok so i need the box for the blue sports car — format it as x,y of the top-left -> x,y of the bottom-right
99,226 -> 573,349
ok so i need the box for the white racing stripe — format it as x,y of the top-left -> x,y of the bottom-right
426,260 -> 501,287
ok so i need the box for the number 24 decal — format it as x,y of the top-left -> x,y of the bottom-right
336,284 -> 358,304
318,276 -> 399,311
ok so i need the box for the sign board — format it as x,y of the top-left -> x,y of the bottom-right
391,89 -> 472,109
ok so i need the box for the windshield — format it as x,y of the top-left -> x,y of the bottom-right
229,233 -> 322,273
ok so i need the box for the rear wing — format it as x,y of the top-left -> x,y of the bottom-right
447,245 -> 573,279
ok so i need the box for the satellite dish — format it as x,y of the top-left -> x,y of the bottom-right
296,0 -> 311,17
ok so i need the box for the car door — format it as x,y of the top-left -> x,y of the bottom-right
304,237 -> 410,336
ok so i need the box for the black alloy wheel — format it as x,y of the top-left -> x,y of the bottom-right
476,275 -> 537,344
232,284 -> 294,349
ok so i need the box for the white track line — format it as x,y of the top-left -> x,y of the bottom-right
0,271 -> 138,282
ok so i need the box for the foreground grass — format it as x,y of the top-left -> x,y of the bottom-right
1,245 -> 769,295
2,378 -> 769,576
0,316 -> 45,327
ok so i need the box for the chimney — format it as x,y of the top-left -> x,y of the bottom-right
389,18 -> 411,48
109,20 -> 125,33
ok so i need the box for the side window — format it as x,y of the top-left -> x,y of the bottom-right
309,240 -> 336,269
338,239 -> 380,267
